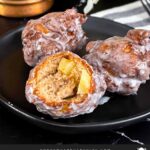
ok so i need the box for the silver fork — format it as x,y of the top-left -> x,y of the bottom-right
141,0 -> 150,15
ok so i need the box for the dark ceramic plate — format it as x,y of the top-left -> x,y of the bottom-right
0,17 -> 150,134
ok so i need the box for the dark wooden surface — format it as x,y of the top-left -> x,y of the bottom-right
0,0 -> 150,145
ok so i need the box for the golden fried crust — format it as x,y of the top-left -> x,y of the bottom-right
86,37 -> 140,78
126,29 -> 150,66
127,29 -> 150,45
26,51 -> 95,107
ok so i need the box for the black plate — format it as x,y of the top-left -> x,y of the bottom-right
0,17 -> 150,134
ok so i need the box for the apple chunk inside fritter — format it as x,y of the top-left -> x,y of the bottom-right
58,57 -> 92,96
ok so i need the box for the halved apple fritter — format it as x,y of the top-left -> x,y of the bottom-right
25,51 -> 106,118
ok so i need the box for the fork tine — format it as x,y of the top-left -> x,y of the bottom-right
141,0 -> 150,15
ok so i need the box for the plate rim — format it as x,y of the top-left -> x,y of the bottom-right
0,94 -> 150,131
0,17 -> 150,133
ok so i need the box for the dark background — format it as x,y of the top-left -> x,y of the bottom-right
0,0 -> 137,35
1,0 -> 150,145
